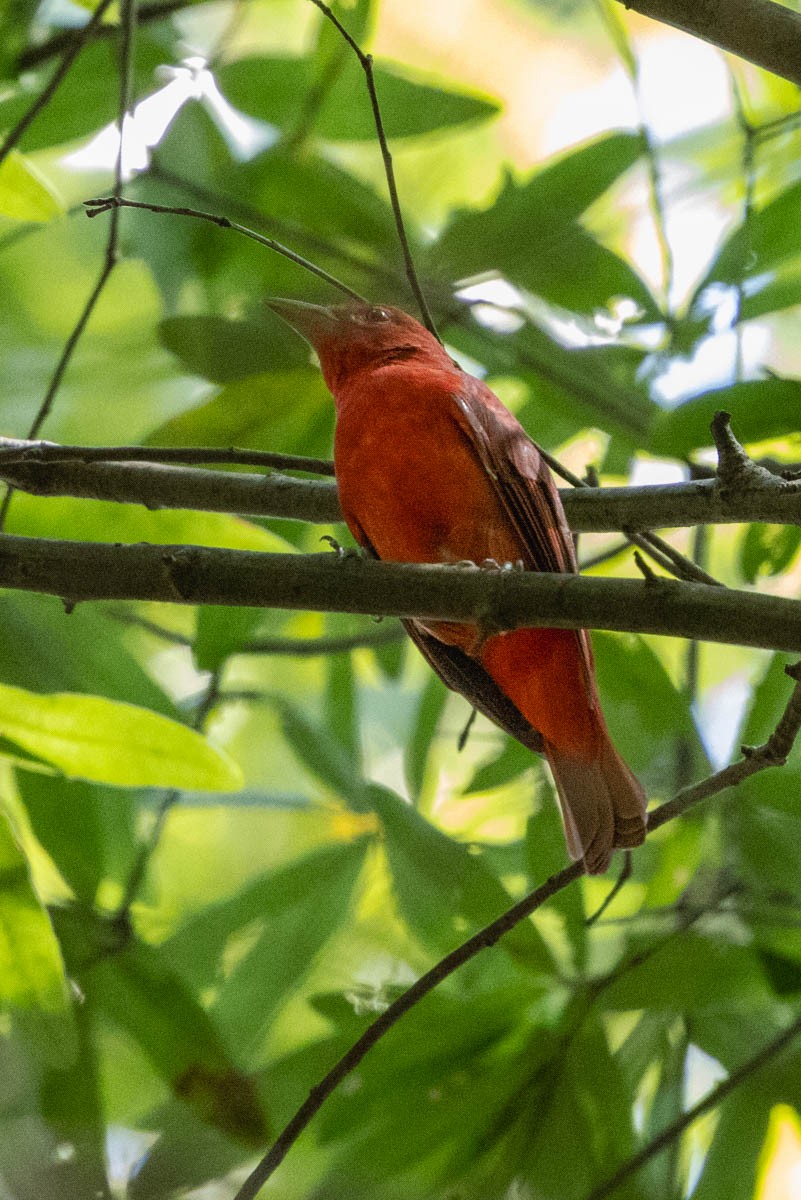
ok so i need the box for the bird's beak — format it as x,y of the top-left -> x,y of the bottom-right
264,298 -> 338,348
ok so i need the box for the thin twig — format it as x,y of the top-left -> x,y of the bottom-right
584,1010 -> 801,1200
307,0 -> 439,339
84,196 -> 367,302
538,446 -> 722,586
0,438 -> 337,476
0,0 -> 117,169
4,439 -> 801,529
585,852 -> 632,925
241,626 -> 403,655
104,608 -> 192,644
232,662 -> 801,1198
0,0 -> 138,531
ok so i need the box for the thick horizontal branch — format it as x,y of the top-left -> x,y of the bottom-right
616,0 -> 801,88
4,447 -> 801,531
3,533 -> 801,651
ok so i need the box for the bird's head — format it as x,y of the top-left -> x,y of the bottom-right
265,299 -> 449,392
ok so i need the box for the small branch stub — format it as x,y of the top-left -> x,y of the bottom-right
711,410 -> 785,495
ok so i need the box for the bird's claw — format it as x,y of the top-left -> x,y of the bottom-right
321,534 -> 362,560
454,557 -> 525,572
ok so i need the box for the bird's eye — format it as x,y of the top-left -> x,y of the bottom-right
351,306 -> 390,324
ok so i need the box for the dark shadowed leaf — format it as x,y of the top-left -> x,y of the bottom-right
367,783 -> 554,970
649,377 -> 801,456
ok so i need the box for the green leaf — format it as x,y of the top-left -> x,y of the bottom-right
0,683 -> 242,790
0,1011 -> 110,1200
404,673 -> 448,800
146,367 -> 335,460
17,773 -> 137,904
592,632 -> 707,793
207,840 -> 368,1050
599,934 -> 768,1012
739,651 -> 797,747
233,145 -> 401,257
0,35 -> 167,152
193,605 -> 266,673
0,807 -> 69,1018
519,1014 -> 637,1200
465,736 -> 533,794
728,769 -> 801,895
689,177 -> 801,324
325,649 -> 361,765
0,150 -> 62,221
273,697 -> 368,806
9,491 -> 291,554
220,56 -> 500,140
739,523 -> 801,584
433,132 -> 656,316
0,592 -> 176,715
689,1088 -> 769,1200
650,377 -> 801,457
159,314 -> 308,383
758,949 -> 801,997
69,927 -> 267,1146
367,783 -> 554,970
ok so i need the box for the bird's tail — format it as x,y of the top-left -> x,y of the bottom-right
544,734 -> 646,875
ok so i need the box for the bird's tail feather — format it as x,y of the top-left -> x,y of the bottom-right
545,736 -> 646,875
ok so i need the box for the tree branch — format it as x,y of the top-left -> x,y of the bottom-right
232,662 -> 801,1199
615,0 -> 801,89
3,535 -> 801,651
5,443 -> 801,530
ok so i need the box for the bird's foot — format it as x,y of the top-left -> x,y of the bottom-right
453,557 -> 525,572
321,534 -> 362,560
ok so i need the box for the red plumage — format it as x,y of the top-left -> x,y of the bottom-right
268,299 -> 646,874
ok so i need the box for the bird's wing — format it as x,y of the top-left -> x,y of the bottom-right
450,376 -> 597,699
343,512 -> 544,755
452,376 -> 578,575
403,619 -> 544,754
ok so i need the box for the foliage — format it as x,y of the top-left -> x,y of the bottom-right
1,1 -> 801,1198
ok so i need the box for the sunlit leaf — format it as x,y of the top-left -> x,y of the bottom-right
0,807 -> 68,1016
0,683 -> 242,790
739,523 -> 801,584
0,150 -> 62,221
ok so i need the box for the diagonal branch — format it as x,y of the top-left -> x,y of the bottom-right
232,662 -> 801,1199
614,0 -> 801,89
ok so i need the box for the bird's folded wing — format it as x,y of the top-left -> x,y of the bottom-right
403,618 -> 544,754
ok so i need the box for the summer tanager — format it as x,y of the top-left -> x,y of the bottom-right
268,299 -> 646,874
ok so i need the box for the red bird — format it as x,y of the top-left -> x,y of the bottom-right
268,299 -> 646,874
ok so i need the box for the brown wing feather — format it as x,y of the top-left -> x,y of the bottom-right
451,378 -> 597,698
452,378 -> 577,574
